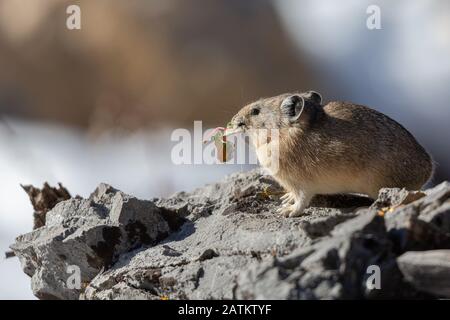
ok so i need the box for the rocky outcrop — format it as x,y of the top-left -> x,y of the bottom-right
10,170 -> 450,299
397,250 -> 450,297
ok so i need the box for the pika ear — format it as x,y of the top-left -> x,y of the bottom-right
304,90 -> 322,105
280,95 -> 305,122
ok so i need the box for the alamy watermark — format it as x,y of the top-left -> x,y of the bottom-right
66,5 -> 81,30
66,265 -> 81,290
366,5 -> 381,30
366,264 -> 381,290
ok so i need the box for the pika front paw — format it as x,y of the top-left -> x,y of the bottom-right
276,202 -> 304,217
276,205 -> 291,217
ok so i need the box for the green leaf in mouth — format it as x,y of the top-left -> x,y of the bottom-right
203,126 -> 235,163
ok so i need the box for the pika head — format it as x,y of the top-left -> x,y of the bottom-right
227,90 -> 323,134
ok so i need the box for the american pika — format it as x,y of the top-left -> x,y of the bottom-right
226,91 -> 433,217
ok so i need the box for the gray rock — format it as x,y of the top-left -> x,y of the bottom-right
11,170 -> 450,299
11,183 -> 183,299
397,250 -> 450,297
235,211 -> 405,299
372,187 -> 426,210
382,182 -> 450,252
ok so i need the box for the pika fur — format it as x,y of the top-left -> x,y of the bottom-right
227,91 -> 433,217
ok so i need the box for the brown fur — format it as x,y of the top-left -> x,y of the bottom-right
228,91 -> 433,217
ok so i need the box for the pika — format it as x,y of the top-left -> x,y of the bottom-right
226,91 -> 433,217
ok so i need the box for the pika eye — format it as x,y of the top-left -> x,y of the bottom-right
251,108 -> 260,116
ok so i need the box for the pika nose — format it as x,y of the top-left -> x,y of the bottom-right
233,116 -> 245,127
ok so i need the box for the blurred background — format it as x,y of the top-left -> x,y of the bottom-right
0,0 -> 449,299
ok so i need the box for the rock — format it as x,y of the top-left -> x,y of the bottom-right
11,170 -> 450,299
372,187 -> 426,210
381,182 -> 450,252
198,249 -> 219,261
11,183 -> 184,299
397,250 -> 450,297
235,211 -> 411,299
